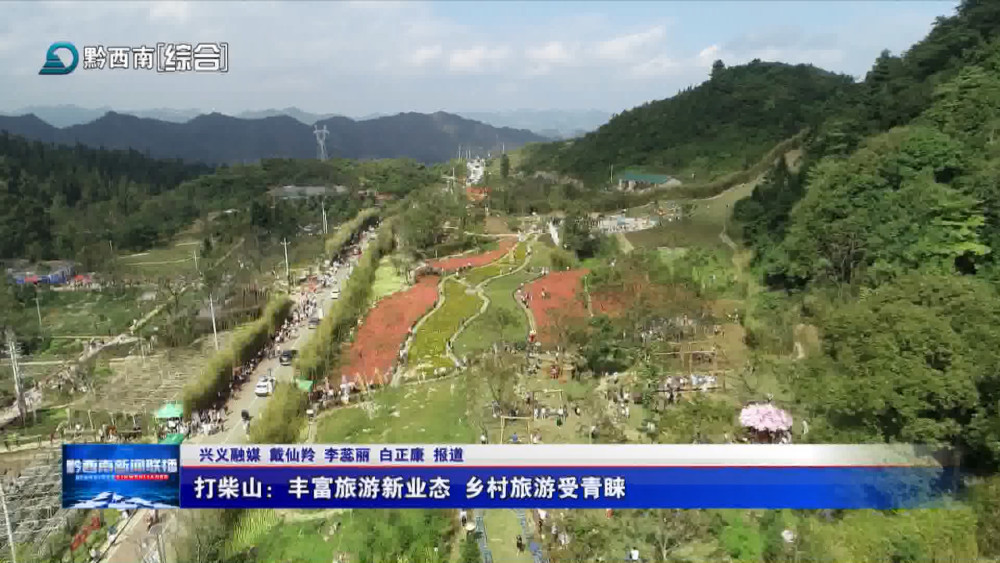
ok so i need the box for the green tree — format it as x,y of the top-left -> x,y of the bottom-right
560,209 -> 599,259
459,533 -> 481,563
500,153 -> 510,179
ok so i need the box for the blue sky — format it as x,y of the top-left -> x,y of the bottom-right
0,1 -> 960,116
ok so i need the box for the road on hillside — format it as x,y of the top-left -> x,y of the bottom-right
101,232 -> 373,563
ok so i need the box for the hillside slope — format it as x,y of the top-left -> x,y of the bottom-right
0,111 -> 546,165
520,61 -> 853,184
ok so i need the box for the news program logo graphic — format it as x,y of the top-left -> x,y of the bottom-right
39,42 -> 79,75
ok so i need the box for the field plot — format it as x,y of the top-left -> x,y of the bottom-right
76,334 -> 232,413
453,269 -> 533,356
341,275 -> 439,386
118,242 -> 199,277
35,288 -> 150,337
429,238 -> 516,272
524,269 -> 589,345
461,241 -> 524,286
624,180 -> 756,251
407,279 -> 482,375
318,377 -> 475,443
370,255 -> 408,300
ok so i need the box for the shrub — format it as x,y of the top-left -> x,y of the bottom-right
325,208 -> 379,259
248,382 -> 307,443
297,219 -> 397,381
182,295 -> 293,414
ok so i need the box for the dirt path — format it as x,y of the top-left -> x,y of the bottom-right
450,236 -> 537,359
615,232 -> 634,253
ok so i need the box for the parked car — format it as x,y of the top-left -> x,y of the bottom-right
308,318 -> 321,329
254,377 -> 274,397
331,290 -> 341,300
279,350 -> 296,365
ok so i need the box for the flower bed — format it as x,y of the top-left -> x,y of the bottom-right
408,279 -> 482,373
429,239 -> 516,272
340,275 -> 440,385
523,269 -> 590,345
463,241 -> 527,286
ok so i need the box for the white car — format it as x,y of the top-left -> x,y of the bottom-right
331,290 -> 341,300
254,377 -> 275,397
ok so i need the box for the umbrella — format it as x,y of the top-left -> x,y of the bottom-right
739,403 -> 792,432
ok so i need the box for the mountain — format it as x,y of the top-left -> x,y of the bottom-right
236,107 -> 341,125
0,110 -> 546,165
457,109 -> 611,139
520,61 -> 854,183
0,105 -> 208,126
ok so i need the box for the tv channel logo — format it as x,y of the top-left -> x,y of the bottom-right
39,42 -> 79,75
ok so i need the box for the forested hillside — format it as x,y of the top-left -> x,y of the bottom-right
520,61 -> 853,183
0,132 -> 438,263
731,0 -> 1000,474
0,133 -> 211,261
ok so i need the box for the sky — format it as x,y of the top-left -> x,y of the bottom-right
0,0 -> 960,117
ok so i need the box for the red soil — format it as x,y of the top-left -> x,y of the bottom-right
340,275 -> 440,386
523,269 -> 590,345
429,239 -> 516,271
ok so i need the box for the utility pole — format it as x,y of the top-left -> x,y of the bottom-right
4,330 -> 27,423
34,296 -> 42,329
322,200 -> 329,235
610,164 -> 614,186
192,249 -> 199,272
208,292 -> 219,351
281,239 -> 291,287
0,479 -> 16,563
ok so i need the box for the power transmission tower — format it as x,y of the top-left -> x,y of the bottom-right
313,125 -> 330,161
4,329 -> 27,423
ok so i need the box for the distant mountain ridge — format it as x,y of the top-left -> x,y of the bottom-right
0,110 -> 547,165
0,105 -> 607,138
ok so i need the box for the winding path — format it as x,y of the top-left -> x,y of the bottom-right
450,235 -> 537,362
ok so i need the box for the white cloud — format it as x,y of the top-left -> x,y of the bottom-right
147,1 -> 192,24
698,44 -> 721,63
409,45 -> 443,67
594,26 -> 666,61
0,1 -> 955,116
526,41 -> 572,65
629,55 -> 679,79
448,45 -> 511,73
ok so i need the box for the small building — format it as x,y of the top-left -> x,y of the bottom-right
268,185 -> 347,200
6,260 -> 75,285
616,172 -> 681,191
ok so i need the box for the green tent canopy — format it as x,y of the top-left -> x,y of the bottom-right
159,433 -> 185,445
154,402 -> 184,420
295,379 -> 314,392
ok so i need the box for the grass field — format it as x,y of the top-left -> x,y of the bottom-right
624,176 -> 758,251
34,287 -> 150,337
453,270 -> 533,357
408,279 -> 482,375
118,242 -> 199,276
318,377 -> 476,443
371,256 -> 408,300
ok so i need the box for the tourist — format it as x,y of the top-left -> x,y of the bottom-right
516,535 -> 524,553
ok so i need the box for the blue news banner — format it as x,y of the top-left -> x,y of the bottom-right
63,444 -> 956,510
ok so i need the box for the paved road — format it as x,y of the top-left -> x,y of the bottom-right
102,231 -> 373,563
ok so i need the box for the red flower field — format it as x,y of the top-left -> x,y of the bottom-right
429,239 -> 516,272
341,275 -> 440,386
591,290 -> 629,318
524,269 -> 590,345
